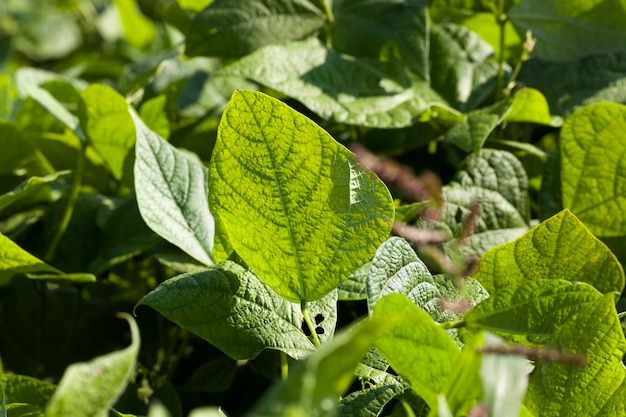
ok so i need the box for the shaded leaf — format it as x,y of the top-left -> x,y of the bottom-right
339,383 -> 406,417
0,375 -> 55,410
338,262 -> 370,301
209,90 -> 394,302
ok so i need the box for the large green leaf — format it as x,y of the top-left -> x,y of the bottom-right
559,102 -> 626,237
0,375 -> 55,411
217,39 -> 450,128
209,90 -> 394,302
465,280 -> 602,344
185,0 -> 326,58
518,53 -> 626,117
525,294 -> 626,416
509,0 -> 626,61
473,210 -> 625,296
332,0 -> 429,79
136,260 -> 337,360
372,294 -> 460,408
132,110 -> 214,266
247,318 -> 390,417
82,84 -> 136,183
45,314 -> 140,417
429,23 -> 500,111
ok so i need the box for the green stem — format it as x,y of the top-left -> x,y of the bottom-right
494,8 -> 507,102
280,351 -> 289,380
440,320 -> 466,330
401,400 -> 417,417
322,0 -> 335,25
45,139 -> 87,262
302,302 -> 321,348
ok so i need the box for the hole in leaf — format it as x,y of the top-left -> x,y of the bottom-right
455,207 -> 463,223
301,321 -> 311,336
314,314 -> 324,324
315,327 -> 325,335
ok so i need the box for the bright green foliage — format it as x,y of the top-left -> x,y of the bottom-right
186,0 -> 327,58
111,0 -> 155,50
132,110 -> 215,266
0,374 -> 55,414
332,0 -> 429,80
247,318 -> 390,417
136,260 -> 337,359
218,39 -> 447,128
505,88 -> 560,126
209,90 -> 394,302
560,102 -> 626,237
372,294 -> 460,408
473,210 -> 625,295
509,0 -> 626,61
525,294 -> 626,416
45,314 -> 140,417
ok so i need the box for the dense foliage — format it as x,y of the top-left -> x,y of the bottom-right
1,0 -> 626,416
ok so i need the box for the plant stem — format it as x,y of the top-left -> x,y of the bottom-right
45,138 -> 87,262
494,4 -> 507,102
280,351 -> 289,380
302,302 -> 321,348
322,0 -> 335,25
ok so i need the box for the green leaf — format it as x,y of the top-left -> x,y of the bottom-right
440,99 -> 512,151
559,102 -> 626,237
136,260 -> 337,360
0,375 -> 55,411
218,39 -> 448,128
6,403 -> 45,417
185,0 -> 326,58
518,52 -> 626,117
246,318 -> 390,417
45,314 -> 141,417
0,231 -> 61,286
338,262 -> 370,301
525,294 -> 626,416
538,148 -> 562,221
209,90 -> 394,302
82,84 -> 136,183
188,407 -> 228,417
338,383 -> 406,417
429,23 -> 500,111
0,122 -> 54,183
373,294 -> 459,408
140,95 -> 170,140
183,356 -> 236,393
465,280 -> 602,343
112,0 -> 155,50
332,0 -> 429,79
505,88 -> 561,127
132,109 -> 214,266
473,210 -> 625,296
0,172 -> 66,218
509,0 -> 626,61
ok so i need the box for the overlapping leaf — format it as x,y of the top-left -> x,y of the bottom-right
136,260 -> 337,360
209,90 -> 394,302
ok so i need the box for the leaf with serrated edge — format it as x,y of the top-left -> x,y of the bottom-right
373,294 -> 459,408
209,90 -> 394,302
45,314 -> 140,417
473,210 -> 624,296
132,109 -> 214,266
136,260 -> 337,360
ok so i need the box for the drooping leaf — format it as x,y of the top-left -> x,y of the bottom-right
0,231 -> 60,286
185,0 -> 326,58
45,314 -> 141,417
509,0 -> 626,61
132,109 -> 215,266
332,0 -> 429,79
217,39 -> 449,128
525,294 -> 626,416
473,210 -> 625,296
0,172 -> 66,218
136,260 -> 337,360
247,318 -> 390,417
82,84 -> 136,183
440,99 -> 512,151
373,294 -> 460,408
559,102 -> 626,237
209,89 -> 394,302
429,23 -> 500,111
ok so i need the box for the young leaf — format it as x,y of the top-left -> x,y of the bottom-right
525,294 -> 626,416
473,210 -> 625,296
45,314 -> 141,417
560,102 -> 626,237
209,90 -> 394,302
372,293 -> 460,408
82,84 -> 136,183
332,0 -> 429,80
132,109 -> 215,266
185,0 -> 326,58
504,88 -> 561,127
217,39 -> 447,128
136,260 -> 337,360
246,318 -> 391,417
509,0 -> 626,61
